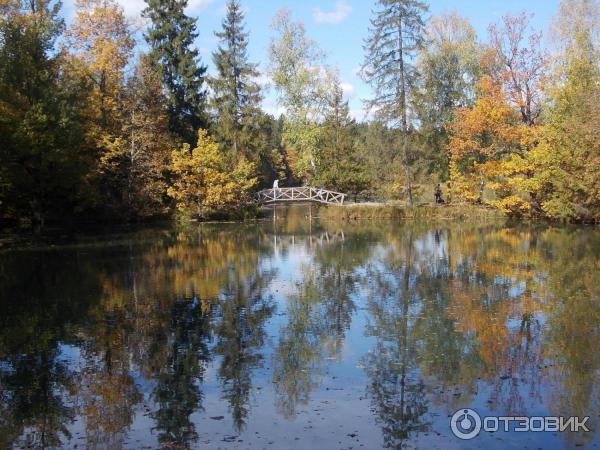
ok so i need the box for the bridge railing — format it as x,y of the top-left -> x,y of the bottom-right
256,186 -> 345,205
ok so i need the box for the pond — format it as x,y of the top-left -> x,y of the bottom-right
1,205 -> 599,449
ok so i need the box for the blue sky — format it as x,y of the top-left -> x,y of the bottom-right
61,0 -> 561,119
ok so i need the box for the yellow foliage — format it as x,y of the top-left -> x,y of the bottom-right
448,160 -> 481,203
168,129 -> 257,217
66,0 -> 134,132
447,76 -> 540,215
488,195 -> 531,215
381,182 -> 423,201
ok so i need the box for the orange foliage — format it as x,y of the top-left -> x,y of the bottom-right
448,75 -> 537,214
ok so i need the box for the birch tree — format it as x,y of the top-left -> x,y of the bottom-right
268,9 -> 330,182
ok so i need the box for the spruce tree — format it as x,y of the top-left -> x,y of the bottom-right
361,0 -> 428,205
317,82 -> 371,198
143,0 -> 208,144
211,0 -> 263,161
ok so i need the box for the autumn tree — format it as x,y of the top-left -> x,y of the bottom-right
143,0 -> 208,144
67,0 -> 134,132
361,0 -> 428,205
488,13 -> 547,126
447,75 -> 534,214
447,14 -> 548,216
168,129 -> 257,218
121,55 -> 174,218
67,0 -> 135,214
527,0 -> 600,220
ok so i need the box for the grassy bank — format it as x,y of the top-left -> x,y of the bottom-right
321,202 -> 506,221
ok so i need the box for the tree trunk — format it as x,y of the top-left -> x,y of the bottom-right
402,138 -> 413,206
397,18 -> 407,131
397,17 -> 413,206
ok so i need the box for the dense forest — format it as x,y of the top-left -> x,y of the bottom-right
0,0 -> 599,225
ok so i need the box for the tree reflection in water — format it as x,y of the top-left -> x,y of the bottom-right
150,297 -> 210,448
212,269 -> 276,431
0,215 -> 599,449
363,230 -> 430,447
271,223 -> 370,418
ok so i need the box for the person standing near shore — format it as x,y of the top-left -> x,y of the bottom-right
435,184 -> 445,204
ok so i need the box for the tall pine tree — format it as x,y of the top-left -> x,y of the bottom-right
211,0 -> 263,162
143,0 -> 208,144
361,0 -> 428,205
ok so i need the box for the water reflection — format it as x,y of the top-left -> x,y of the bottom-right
1,209 -> 599,449
213,268 -> 276,431
363,230 -> 431,448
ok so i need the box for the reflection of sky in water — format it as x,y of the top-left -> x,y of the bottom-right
1,210 -> 599,449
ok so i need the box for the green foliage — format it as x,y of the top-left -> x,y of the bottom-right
527,6 -> 600,220
268,9 -> 331,182
143,0 -> 208,144
211,0 -> 262,158
316,82 -> 371,197
415,12 -> 482,178
210,0 -> 282,188
361,0 -> 429,205
361,0 -> 428,129
0,0 -> 92,225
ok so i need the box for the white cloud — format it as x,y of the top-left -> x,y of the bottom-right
340,81 -> 355,100
349,108 -> 366,121
116,0 -> 146,18
186,0 -> 215,14
107,0 -> 214,19
313,0 -> 352,25
263,104 -> 287,117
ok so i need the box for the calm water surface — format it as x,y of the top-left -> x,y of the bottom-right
1,206 -> 599,449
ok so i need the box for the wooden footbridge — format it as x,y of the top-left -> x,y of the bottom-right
256,186 -> 346,205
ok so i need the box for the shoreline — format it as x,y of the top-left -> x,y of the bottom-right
320,202 -> 506,221
2,203 -> 597,251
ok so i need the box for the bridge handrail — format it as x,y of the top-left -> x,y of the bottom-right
258,186 -> 346,196
255,186 -> 346,205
